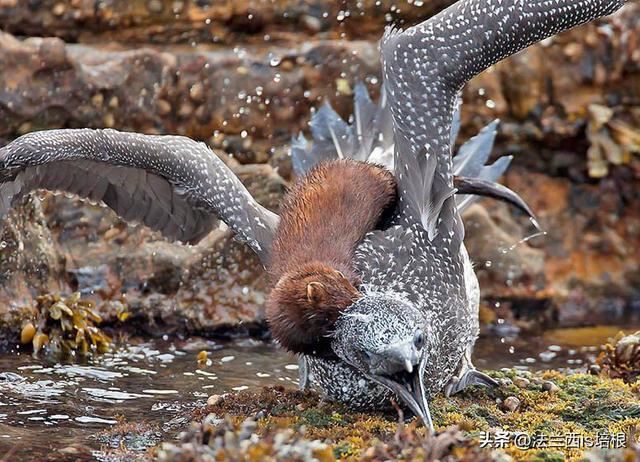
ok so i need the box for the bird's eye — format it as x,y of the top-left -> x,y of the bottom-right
413,330 -> 425,349
362,350 -> 372,363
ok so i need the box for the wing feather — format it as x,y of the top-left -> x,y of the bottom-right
0,129 -> 278,262
381,0 -> 626,246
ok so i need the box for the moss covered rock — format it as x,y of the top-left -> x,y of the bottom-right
155,369 -> 639,461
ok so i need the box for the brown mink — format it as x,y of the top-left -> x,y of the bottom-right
266,159 -> 397,357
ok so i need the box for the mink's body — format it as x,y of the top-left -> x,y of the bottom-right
266,159 -> 396,356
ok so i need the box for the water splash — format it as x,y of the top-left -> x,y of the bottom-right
498,220 -> 548,255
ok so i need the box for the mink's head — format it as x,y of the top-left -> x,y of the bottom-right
266,262 -> 361,356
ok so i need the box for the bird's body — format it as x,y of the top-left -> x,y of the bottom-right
301,227 -> 480,411
0,0 -> 626,432
292,0 -> 626,426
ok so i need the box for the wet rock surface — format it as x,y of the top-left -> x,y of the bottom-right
0,197 -> 68,350
0,0 -> 453,45
0,3 -> 639,340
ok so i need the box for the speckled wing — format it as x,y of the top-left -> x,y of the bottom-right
381,0 -> 626,246
0,129 -> 279,262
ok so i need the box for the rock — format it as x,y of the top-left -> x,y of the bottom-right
0,31 -> 380,155
497,168 -> 640,326
1,3 -> 639,161
206,394 -> 222,406
0,0 -> 452,45
463,203 -> 546,298
512,377 -> 531,389
0,196 -> 69,350
0,156 -> 285,348
501,396 -> 521,412
152,370 -> 639,461
541,381 -> 560,393
0,2 -> 639,338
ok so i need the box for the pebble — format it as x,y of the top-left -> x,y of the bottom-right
147,0 -> 163,13
501,396 -> 520,412
52,2 -> 66,16
542,381 -> 560,394
512,377 -> 530,388
103,113 -> 115,128
539,351 -> 557,362
0,372 -> 23,382
172,1 -> 185,14
157,99 -> 172,116
178,102 -> 194,118
301,14 -> 322,32
202,413 -> 224,427
91,93 -> 104,108
189,82 -> 205,103
206,394 -> 221,406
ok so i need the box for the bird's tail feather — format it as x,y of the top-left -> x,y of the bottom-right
291,84 -> 532,217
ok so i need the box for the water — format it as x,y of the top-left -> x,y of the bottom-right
0,327 -> 633,460
0,338 -> 297,459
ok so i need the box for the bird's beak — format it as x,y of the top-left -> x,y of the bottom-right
372,360 -> 434,433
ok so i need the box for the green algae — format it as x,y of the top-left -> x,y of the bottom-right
163,369 -> 640,461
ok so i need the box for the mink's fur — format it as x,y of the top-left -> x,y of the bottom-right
266,159 -> 397,356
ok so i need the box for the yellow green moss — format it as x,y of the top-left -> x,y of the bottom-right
190,369 -> 639,461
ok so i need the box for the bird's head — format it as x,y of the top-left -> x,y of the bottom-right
330,293 -> 434,431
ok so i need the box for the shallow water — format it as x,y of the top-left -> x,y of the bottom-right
0,326 -> 634,460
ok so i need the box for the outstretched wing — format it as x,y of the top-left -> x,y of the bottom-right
381,0 -> 626,246
0,129 -> 279,262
